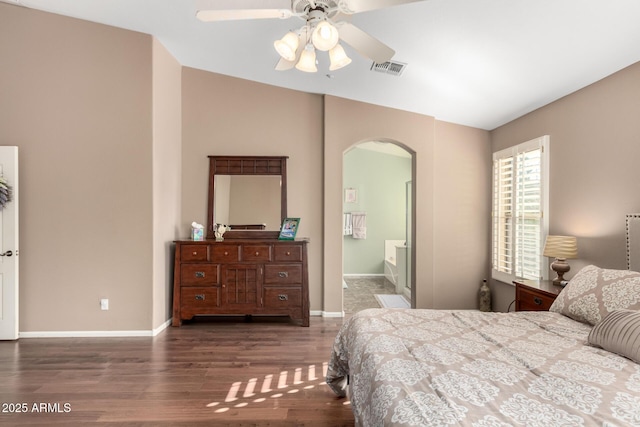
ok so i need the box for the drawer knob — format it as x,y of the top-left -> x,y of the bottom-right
534,297 -> 542,305
195,294 -> 205,301
224,251 -> 229,256
286,251 -> 291,256
278,271 -> 289,278
255,251 -> 260,256
278,294 -> 288,301
192,251 -> 197,255
195,271 -> 205,278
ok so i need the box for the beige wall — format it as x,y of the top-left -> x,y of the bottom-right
324,99 -> 492,312
180,68 -> 325,310
324,96 -> 436,311
490,61 -> 640,311
434,121 -> 492,309
0,4 -> 155,331
181,85 -> 492,314
1,2 -> 493,329
152,39 -> 182,329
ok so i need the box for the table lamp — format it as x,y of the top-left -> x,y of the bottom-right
543,235 -> 578,285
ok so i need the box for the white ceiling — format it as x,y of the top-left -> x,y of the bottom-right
8,0 -> 640,130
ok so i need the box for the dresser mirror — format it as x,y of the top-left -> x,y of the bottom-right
207,156 -> 288,239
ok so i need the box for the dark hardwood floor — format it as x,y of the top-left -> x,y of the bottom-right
0,316 -> 354,426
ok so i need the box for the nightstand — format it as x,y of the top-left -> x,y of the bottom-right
513,279 -> 563,311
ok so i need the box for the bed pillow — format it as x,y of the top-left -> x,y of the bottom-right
588,309 -> 640,364
549,264 -> 640,325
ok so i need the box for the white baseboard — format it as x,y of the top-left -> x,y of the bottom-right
343,273 -> 385,277
152,318 -> 172,336
320,311 -> 345,317
20,330 -> 154,338
311,310 -> 345,318
19,318 -> 173,338
17,313 -> 350,337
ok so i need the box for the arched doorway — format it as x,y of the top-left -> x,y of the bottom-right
341,140 -> 414,313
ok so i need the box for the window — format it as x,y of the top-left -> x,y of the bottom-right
492,136 -> 549,283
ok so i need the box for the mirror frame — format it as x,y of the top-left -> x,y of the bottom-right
207,155 -> 288,240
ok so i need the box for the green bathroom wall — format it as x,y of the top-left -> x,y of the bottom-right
343,145 -> 412,274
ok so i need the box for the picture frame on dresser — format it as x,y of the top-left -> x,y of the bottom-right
278,217 -> 300,240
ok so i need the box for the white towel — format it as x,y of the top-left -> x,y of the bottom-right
343,213 -> 352,236
352,212 -> 366,239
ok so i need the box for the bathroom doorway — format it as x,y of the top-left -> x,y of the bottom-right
342,141 -> 414,313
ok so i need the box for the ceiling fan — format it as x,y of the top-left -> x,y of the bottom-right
195,0 -> 425,72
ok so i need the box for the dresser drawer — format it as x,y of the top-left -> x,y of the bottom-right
181,287 -> 220,316
263,287 -> 302,309
242,244 -> 272,262
212,244 -> 240,262
264,264 -> 302,284
181,264 -> 220,286
181,245 -> 209,262
274,245 -> 302,262
517,286 -> 556,311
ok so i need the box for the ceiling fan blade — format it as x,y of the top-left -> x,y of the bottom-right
195,0 -> 292,21
340,0 -> 427,14
336,22 -> 395,63
331,12 -> 352,23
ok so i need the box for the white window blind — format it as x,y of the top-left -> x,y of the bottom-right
492,136 -> 549,283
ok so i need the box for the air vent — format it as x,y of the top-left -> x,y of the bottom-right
370,61 -> 407,76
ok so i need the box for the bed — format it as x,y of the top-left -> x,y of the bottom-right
326,265 -> 640,426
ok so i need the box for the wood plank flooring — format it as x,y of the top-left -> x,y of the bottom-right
0,316 -> 355,426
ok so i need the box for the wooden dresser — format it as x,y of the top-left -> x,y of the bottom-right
172,239 -> 309,327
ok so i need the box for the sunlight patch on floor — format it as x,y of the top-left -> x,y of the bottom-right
206,362 -> 350,413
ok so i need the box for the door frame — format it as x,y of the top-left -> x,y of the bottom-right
0,146 -> 19,340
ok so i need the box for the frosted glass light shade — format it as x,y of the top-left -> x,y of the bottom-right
295,45 -> 317,72
274,31 -> 299,61
311,21 -> 339,51
329,44 -> 352,70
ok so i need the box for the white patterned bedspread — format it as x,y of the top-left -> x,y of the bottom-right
326,308 -> 640,426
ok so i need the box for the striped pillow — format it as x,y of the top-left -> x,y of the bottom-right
588,309 -> 640,364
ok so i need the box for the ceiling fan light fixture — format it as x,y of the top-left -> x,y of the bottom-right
311,20 -> 339,51
274,31 -> 299,61
329,43 -> 352,70
295,44 -> 318,73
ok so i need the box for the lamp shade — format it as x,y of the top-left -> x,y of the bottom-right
295,45 -> 317,72
311,21 -> 339,51
329,43 -> 352,70
274,31 -> 299,61
543,235 -> 578,259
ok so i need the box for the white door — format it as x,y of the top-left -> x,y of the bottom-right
0,146 -> 19,340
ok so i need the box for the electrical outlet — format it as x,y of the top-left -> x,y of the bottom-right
100,298 -> 109,310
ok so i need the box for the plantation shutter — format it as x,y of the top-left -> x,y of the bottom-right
492,136 -> 549,283
493,156 -> 514,275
